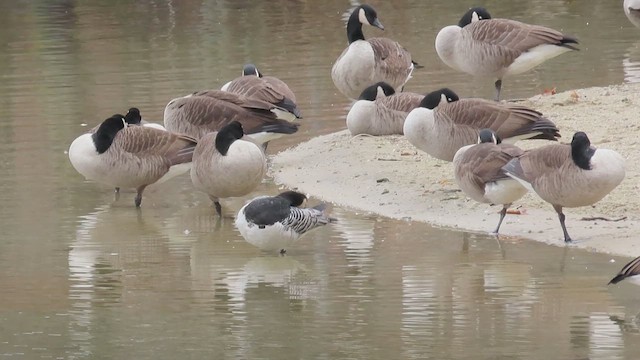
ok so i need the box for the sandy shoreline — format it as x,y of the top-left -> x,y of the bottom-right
270,83 -> 640,257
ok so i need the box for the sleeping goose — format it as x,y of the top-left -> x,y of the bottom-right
235,191 -> 336,254
68,115 -> 197,207
609,255 -> 640,285
624,0 -> 640,28
163,90 -> 299,145
502,131 -> 625,243
403,88 -> 560,162
190,121 -> 266,216
453,129 -> 527,234
221,64 -> 302,119
435,7 -> 579,101
331,4 -> 417,100
346,81 -> 423,135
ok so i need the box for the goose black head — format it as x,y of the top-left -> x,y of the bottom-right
358,82 -> 396,101
477,128 -> 501,144
570,131 -> 595,170
242,64 -> 261,77
93,115 -> 126,154
347,4 -> 384,43
459,7 -> 492,27
124,107 -> 142,125
215,121 -> 244,156
419,88 -> 459,109
277,191 -> 308,207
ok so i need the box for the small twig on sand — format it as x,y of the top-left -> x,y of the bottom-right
580,216 -> 627,222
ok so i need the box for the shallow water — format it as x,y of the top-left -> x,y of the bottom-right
1,0 -> 640,358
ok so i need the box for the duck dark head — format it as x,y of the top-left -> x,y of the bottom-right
93,115 -> 126,154
358,82 -> 395,101
347,4 -> 384,43
278,191 -> 308,207
419,88 -> 459,109
215,121 -> 244,156
242,64 -> 261,77
478,128 -> 501,144
458,7 -> 492,27
571,131 -> 595,170
124,107 -> 142,125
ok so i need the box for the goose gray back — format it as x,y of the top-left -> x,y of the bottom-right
502,131 -> 625,242
163,90 -> 299,145
404,88 -> 560,162
222,64 -> 301,119
435,7 -> 578,100
331,4 -> 417,100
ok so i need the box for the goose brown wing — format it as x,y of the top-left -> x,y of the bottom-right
517,144 -> 571,182
379,92 -> 423,113
117,126 -> 197,165
191,90 -> 276,113
468,19 -> 570,53
439,99 -> 559,140
225,77 -> 300,118
367,37 -> 413,76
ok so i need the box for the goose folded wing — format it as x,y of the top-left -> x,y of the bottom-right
118,127 -> 197,165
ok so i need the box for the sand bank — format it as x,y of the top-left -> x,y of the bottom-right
270,84 -> 640,257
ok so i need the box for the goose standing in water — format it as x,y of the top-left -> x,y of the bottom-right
502,132 -> 625,243
69,115 -> 197,207
190,121 -> 266,216
453,129 -> 527,234
163,90 -> 299,146
435,7 -> 578,100
403,88 -> 560,162
235,191 -> 336,254
346,82 -> 423,135
222,64 -> 302,119
609,255 -> 640,285
332,4 -> 418,100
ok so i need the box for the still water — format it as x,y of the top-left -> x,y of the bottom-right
1,0 -> 640,358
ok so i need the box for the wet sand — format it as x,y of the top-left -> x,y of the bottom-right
271,83 -> 640,257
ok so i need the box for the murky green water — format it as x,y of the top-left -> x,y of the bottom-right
1,0 -> 640,358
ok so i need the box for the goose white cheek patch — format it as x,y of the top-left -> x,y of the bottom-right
359,8 -> 369,25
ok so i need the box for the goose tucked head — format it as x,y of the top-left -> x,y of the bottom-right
477,128 -> 501,145
358,81 -> 395,101
124,107 -> 142,125
419,88 -> 459,109
93,115 -> 126,154
347,4 -> 384,43
458,7 -> 492,27
571,131 -> 596,170
215,121 -> 244,156
242,64 -> 261,77
278,190 -> 308,207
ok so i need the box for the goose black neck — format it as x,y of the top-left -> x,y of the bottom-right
571,132 -> 595,170
93,115 -> 125,154
215,123 -> 243,156
347,9 -> 365,43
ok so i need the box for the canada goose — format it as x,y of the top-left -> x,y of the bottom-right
403,88 -> 560,162
221,64 -> 302,119
346,81 -> 423,135
502,132 -> 625,243
190,121 -> 267,216
331,4 -> 417,100
235,191 -> 336,254
453,129 -> 527,234
69,115 -> 197,207
609,255 -> 640,285
435,7 -> 579,100
624,0 -> 640,28
163,90 -> 299,145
